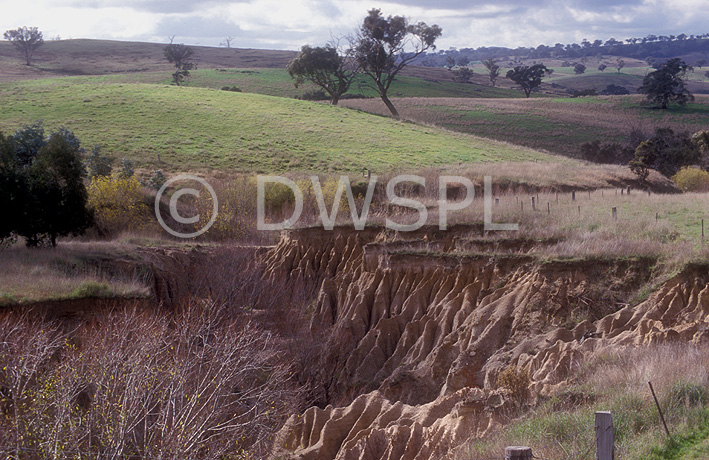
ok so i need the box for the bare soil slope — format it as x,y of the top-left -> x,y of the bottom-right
259,226 -> 709,460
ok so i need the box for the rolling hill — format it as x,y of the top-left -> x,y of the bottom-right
0,78 -> 555,173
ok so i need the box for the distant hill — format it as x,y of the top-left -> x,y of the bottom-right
0,39 -> 297,82
416,34 -> 709,66
0,38 -> 535,98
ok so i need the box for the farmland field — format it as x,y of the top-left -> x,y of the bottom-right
341,95 -> 709,157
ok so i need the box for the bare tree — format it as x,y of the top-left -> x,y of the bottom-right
220,36 -> 235,48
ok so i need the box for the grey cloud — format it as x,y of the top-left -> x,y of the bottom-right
571,0 -> 645,11
380,0 -> 546,9
153,15 -> 244,41
151,14 -> 319,48
69,0 -> 234,14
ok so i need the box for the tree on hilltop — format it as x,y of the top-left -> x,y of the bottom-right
287,44 -> 357,105
354,8 -> 442,117
3,26 -> 44,65
506,64 -> 548,98
163,43 -> 195,86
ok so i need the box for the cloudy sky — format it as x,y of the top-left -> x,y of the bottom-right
1,0 -> 708,51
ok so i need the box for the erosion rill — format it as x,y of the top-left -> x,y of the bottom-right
252,225 -> 709,460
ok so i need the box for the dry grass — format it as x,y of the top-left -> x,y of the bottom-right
0,241 -> 151,305
257,171 -> 705,260
457,343 -> 709,460
0,39 -> 295,82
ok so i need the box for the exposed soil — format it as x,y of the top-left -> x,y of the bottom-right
6,226 -> 708,460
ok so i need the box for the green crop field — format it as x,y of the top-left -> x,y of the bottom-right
0,78 -> 556,173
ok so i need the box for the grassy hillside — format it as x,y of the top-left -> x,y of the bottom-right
0,78 -> 556,173
341,95 -> 709,157
0,38 -> 529,99
51,68 -> 528,100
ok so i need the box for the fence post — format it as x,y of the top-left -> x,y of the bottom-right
505,446 -> 532,460
532,196 -> 536,211
572,191 -> 576,201
612,207 -> 617,221
595,411 -> 614,460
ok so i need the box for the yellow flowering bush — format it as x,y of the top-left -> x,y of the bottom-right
87,176 -> 152,236
671,167 -> 709,192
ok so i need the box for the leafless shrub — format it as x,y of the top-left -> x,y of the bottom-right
0,300 -> 304,459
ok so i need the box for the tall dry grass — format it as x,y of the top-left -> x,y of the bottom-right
0,242 -> 151,305
457,343 -> 709,460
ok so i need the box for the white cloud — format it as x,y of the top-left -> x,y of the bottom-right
0,0 -> 708,50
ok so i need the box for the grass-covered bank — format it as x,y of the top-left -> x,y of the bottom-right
0,79 -> 554,173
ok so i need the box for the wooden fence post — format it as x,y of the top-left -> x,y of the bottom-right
505,446 -> 532,460
595,411 -> 614,460
612,207 -> 617,221
649,381 -> 671,438
572,191 -> 576,201
531,196 -> 536,211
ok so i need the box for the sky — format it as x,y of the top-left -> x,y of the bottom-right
1,0 -> 708,51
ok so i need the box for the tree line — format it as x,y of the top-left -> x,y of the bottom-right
416,32 -> 709,68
